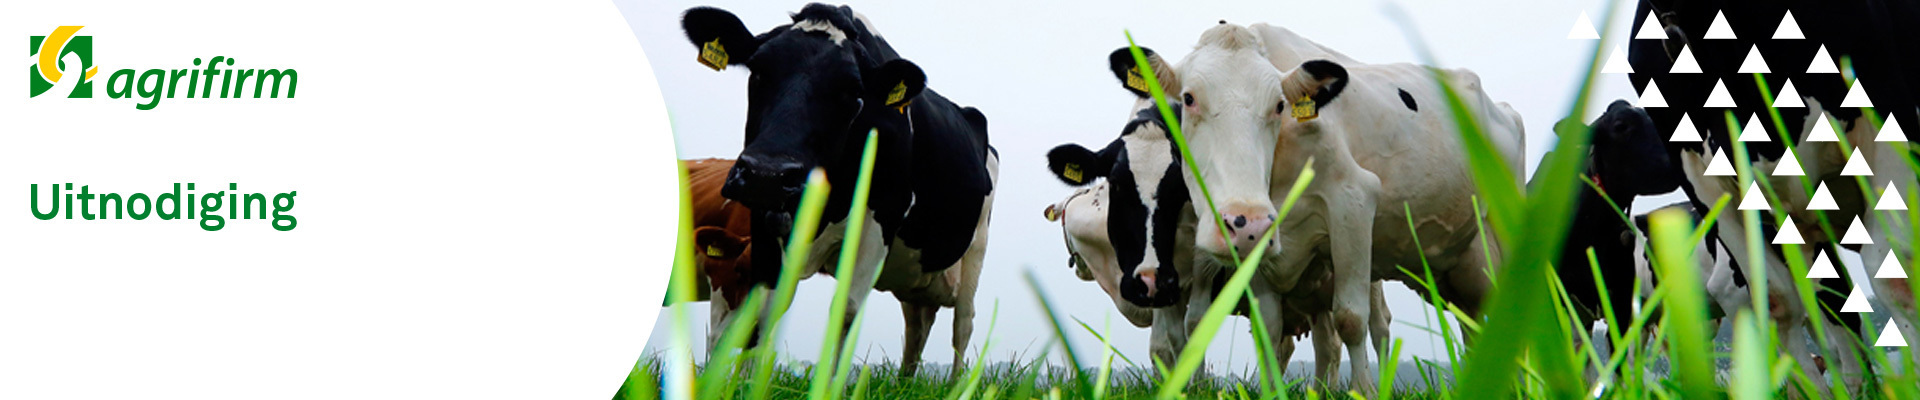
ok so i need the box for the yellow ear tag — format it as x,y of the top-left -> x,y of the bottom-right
1125,67 -> 1150,93
698,38 -> 729,71
705,244 -> 724,257
886,81 -> 911,113
1292,98 -> 1319,121
1063,163 -> 1083,183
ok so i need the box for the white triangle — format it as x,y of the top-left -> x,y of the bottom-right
1843,79 -> 1875,108
1704,80 -> 1738,107
1773,80 -> 1804,108
1843,148 -> 1875,176
1807,250 -> 1841,279
1805,112 -> 1841,142
1671,45 -> 1704,74
1738,46 -> 1771,73
1843,216 -> 1874,244
1878,118 -> 1907,142
1604,46 -> 1635,74
1740,181 -> 1773,210
1774,218 -> 1805,244
1775,149 -> 1806,176
1637,12 -> 1669,39
1671,113 -> 1703,141
1808,182 -> 1839,209
1705,150 -> 1738,176
1806,45 -> 1841,74
1879,251 -> 1909,279
1739,115 -> 1772,142
1705,11 -> 1738,39
1637,81 -> 1667,107
1842,286 -> 1873,312
1878,324 -> 1908,347
1569,11 -> 1601,39
1773,11 -> 1805,39
1879,184 -> 1908,210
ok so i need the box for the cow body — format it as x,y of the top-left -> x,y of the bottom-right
1628,1 -> 1920,395
682,3 -> 997,376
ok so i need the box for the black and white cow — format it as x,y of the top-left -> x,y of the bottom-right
681,3 -> 998,376
1113,22 -> 1525,394
1627,0 -> 1920,394
1535,100 -> 1683,368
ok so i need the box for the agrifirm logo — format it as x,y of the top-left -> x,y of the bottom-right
27,26 -> 298,110
28,26 -> 95,99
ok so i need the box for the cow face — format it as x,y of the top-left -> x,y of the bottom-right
682,4 -> 926,211
1047,102 -> 1191,307
1590,100 -> 1682,197
1125,23 -> 1316,263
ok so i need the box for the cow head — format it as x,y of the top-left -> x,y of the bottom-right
1590,100 -> 1683,197
682,4 -> 925,211
693,226 -> 753,306
1119,23 -> 1340,265
1046,71 -> 1192,307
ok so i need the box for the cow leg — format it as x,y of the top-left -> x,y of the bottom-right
708,287 -> 730,352
1182,266 -> 1219,379
950,220 -> 987,378
831,215 -> 890,375
1448,230 -> 1498,345
1149,304 -> 1187,374
898,300 -> 932,377
1328,178 -> 1379,395
1312,312 -> 1342,386
1252,279 -> 1296,378
1779,316 -> 1827,399
1370,282 -> 1391,358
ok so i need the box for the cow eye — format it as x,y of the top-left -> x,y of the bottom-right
1182,93 -> 1194,106
1275,99 -> 1286,115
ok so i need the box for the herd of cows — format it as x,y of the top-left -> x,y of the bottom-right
664,1 -> 1920,396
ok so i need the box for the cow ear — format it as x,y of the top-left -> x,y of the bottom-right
683,7 -> 758,71
694,227 -> 749,259
1109,47 -> 1178,99
1282,60 -> 1349,121
1048,143 -> 1113,186
867,59 -> 927,112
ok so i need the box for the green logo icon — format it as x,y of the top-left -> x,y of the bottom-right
29,26 -> 96,98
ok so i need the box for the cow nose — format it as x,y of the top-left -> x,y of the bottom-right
1220,209 -> 1278,258
725,154 -> 808,205
1138,269 -> 1159,298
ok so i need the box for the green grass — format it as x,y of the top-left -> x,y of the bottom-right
632,1 -> 1920,398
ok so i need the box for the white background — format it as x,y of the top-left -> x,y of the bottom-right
1,1 -> 673,399
625,0 -> 1876,377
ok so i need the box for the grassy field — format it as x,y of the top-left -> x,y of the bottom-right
626,2 -> 1920,399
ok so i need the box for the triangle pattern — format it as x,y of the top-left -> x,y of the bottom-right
1671,113 -> 1703,141
1807,45 -> 1841,74
1808,182 -> 1839,209
1704,80 -> 1738,107
1705,11 -> 1738,39
1805,112 -> 1840,142
1739,115 -> 1772,142
1879,184 -> 1907,210
1740,181 -> 1772,210
1842,286 -> 1873,312
1569,11 -> 1601,39
1807,250 -> 1841,279
1671,46 -> 1704,73
1637,12 -> 1668,39
1879,251 -> 1908,279
1705,150 -> 1738,176
1638,81 -> 1667,107
1774,11 -> 1805,39
1774,218 -> 1805,244
1844,148 -> 1875,176
1739,45 -> 1771,73
1843,79 -> 1875,108
1879,324 -> 1908,347
1773,80 -> 1804,108
1878,118 -> 1907,142
1775,149 -> 1806,176
1843,216 -> 1874,244
1604,46 -> 1635,74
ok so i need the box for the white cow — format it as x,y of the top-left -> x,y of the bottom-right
1117,22 -> 1524,394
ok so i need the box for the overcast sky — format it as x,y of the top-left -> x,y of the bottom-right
616,0 -> 1874,374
